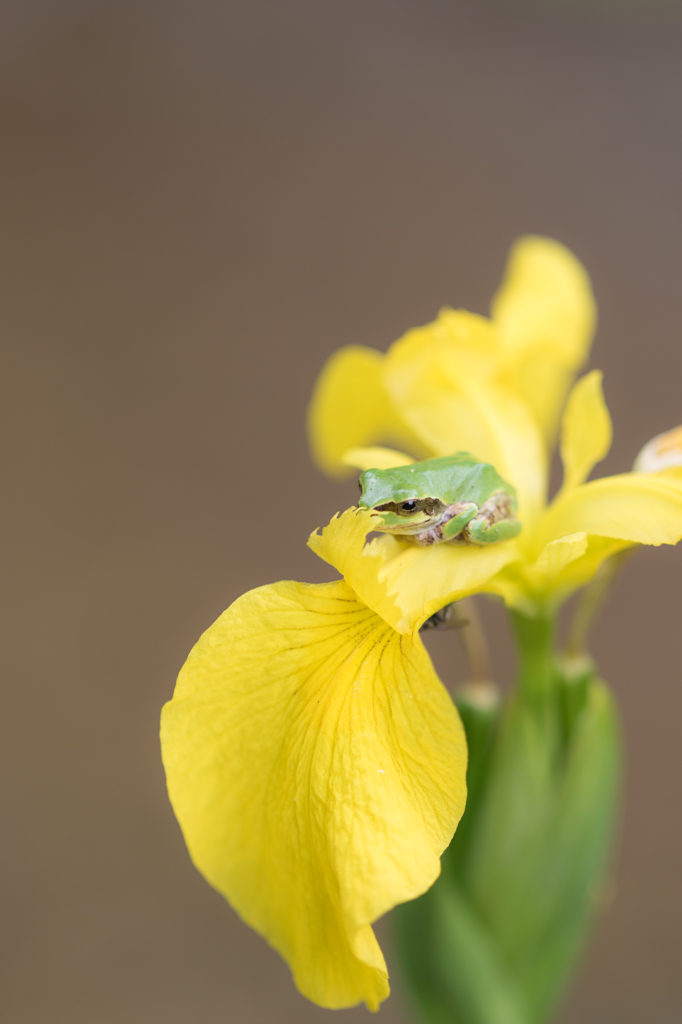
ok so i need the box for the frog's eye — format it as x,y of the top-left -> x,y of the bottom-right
400,500 -> 419,513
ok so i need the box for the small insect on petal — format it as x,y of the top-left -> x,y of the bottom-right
634,426 -> 682,473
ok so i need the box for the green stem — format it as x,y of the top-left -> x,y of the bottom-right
509,610 -> 556,700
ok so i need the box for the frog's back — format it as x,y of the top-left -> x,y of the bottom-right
404,453 -> 512,505
359,452 -> 515,508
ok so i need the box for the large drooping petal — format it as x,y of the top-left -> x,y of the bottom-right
307,345 -> 425,477
309,509 -> 519,633
382,312 -> 547,523
161,579 -> 467,1011
534,470 -> 682,552
490,236 -> 596,445
559,371 -> 612,493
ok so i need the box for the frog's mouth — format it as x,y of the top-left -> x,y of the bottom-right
371,498 -> 447,535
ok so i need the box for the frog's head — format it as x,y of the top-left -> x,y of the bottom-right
358,464 -> 445,534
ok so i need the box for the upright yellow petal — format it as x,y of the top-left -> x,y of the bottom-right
559,371 -> 613,493
307,345 -> 423,477
309,509 -> 519,633
161,579 -> 467,1011
383,313 -> 499,463
492,235 -> 596,364
535,471 -> 682,551
383,312 -> 547,522
491,236 -> 596,444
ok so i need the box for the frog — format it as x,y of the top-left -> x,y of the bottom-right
357,452 -> 522,547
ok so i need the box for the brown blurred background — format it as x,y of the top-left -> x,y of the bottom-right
2,1 -> 682,1022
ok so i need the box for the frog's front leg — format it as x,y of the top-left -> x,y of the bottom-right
411,502 -> 478,546
441,502 -> 479,540
462,492 -> 521,545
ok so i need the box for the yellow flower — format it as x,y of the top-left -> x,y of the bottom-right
161,574 -> 468,1011
308,237 -> 682,616
309,236 -> 595,520
162,236 -> 682,1019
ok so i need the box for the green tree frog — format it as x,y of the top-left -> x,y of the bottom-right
358,452 -> 522,546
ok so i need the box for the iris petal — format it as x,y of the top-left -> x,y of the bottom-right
485,534 -> 631,612
530,532 -> 589,582
383,316 -> 547,522
307,345 -> 423,477
161,579 -> 467,1010
492,236 -> 596,364
491,236 -> 596,445
535,472 -> 682,551
559,371 -> 612,493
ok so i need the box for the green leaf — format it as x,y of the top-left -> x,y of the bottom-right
394,662 -> 621,1024
395,879 -> 529,1024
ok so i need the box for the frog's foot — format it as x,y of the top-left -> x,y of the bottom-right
462,492 -> 521,545
464,516 -> 522,544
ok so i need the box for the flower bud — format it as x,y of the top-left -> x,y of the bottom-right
634,425 -> 682,473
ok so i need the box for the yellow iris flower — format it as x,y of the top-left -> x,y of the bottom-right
309,237 -> 682,619
162,236 -> 682,1016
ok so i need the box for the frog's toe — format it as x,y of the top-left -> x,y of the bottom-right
464,516 -> 522,545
